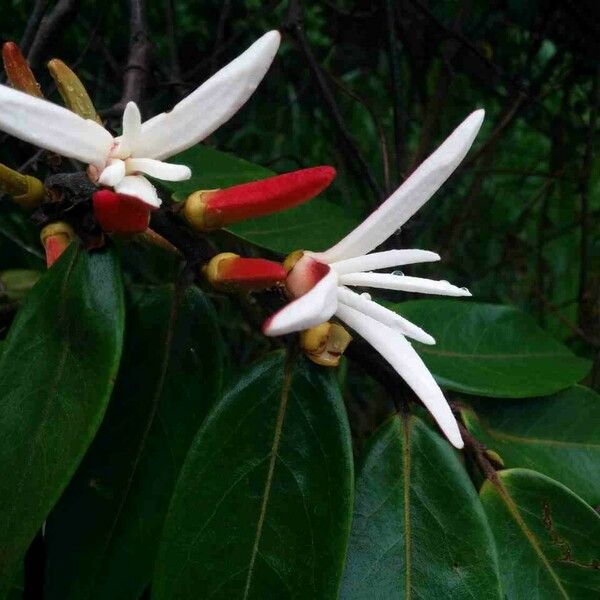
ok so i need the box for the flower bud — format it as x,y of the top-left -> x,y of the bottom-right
47,59 -> 101,123
0,163 -> 45,210
93,190 -> 152,234
182,166 -> 336,231
40,222 -> 76,268
300,322 -> 352,367
2,42 -> 43,97
204,252 -> 287,292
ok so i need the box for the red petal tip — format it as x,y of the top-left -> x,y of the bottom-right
205,166 -> 337,225
44,236 -> 68,267
93,190 -> 152,233
219,257 -> 287,288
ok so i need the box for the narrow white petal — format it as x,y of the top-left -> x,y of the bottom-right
114,174 -> 161,208
136,30 -> 281,160
97,158 -> 126,187
335,303 -> 463,448
337,286 -> 435,345
0,84 -> 113,166
330,249 -> 440,275
315,109 -> 485,263
125,158 -> 191,181
263,268 -> 338,336
339,272 -> 471,297
113,101 -> 142,158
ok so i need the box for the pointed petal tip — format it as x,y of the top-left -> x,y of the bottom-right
449,432 -> 464,449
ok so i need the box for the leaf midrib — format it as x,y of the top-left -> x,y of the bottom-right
492,478 -> 570,599
242,352 -> 293,600
84,287 -> 181,597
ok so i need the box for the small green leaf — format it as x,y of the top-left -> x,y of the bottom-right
0,245 -> 124,588
164,145 -> 360,254
481,469 -> 600,598
44,284 -> 223,599
341,414 -> 502,600
152,352 -> 354,599
462,386 -> 600,506
389,300 -> 590,396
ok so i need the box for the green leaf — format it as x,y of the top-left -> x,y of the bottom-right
481,469 -> 600,598
0,245 -> 124,587
341,414 -> 502,600
462,386 -> 600,506
164,145 -> 360,254
44,284 -> 223,598
152,352 -> 354,599
390,300 -> 590,397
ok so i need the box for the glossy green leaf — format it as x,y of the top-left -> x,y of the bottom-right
341,414 -> 502,600
481,469 -> 600,598
390,300 -> 590,396
152,352 -> 354,599
164,145 -> 360,254
44,284 -> 223,599
0,245 -> 124,588
463,386 -> 600,506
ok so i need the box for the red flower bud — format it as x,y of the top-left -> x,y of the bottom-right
2,42 -> 43,97
183,166 -> 336,230
93,190 -> 152,234
204,253 -> 287,291
40,222 -> 75,268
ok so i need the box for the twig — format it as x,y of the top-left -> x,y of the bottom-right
210,0 -> 232,75
284,0 -> 385,203
19,0 -> 48,56
103,0 -> 152,116
328,74 -> 392,196
27,0 -> 79,70
384,0 -> 404,186
163,0 -> 186,98
577,66 -> 599,333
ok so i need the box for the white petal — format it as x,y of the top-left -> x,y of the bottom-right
125,158 -> 191,181
337,286 -> 435,345
0,84 -> 113,166
329,249 -> 440,275
263,268 -> 338,336
314,109 -> 485,263
114,175 -> 161,208
339,272 -> 471,297
335,303 -> 463,448
136,30 -> 281,160
113,101 -> 142,158
97,158 -> 126,187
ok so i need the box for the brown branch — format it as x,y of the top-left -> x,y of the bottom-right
384,0 -> 404,186
103,0 -> 152,117
577,66 -> 599,336
284,0 -> 385,204
163,0 -> 185,98
19,0 -> 48,56
27,0 -> 79,70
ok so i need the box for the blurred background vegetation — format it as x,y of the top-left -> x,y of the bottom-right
1,0 -> 598,383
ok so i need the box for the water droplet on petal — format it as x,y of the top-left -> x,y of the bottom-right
460,286 -> 469,292
361,292 -> 372,301
392,270 -> 404,276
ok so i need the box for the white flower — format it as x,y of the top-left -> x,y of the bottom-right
263,109 -> 485,449
0,31 -> 281,208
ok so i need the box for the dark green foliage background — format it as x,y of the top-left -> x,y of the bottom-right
0,1 -> 598,599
